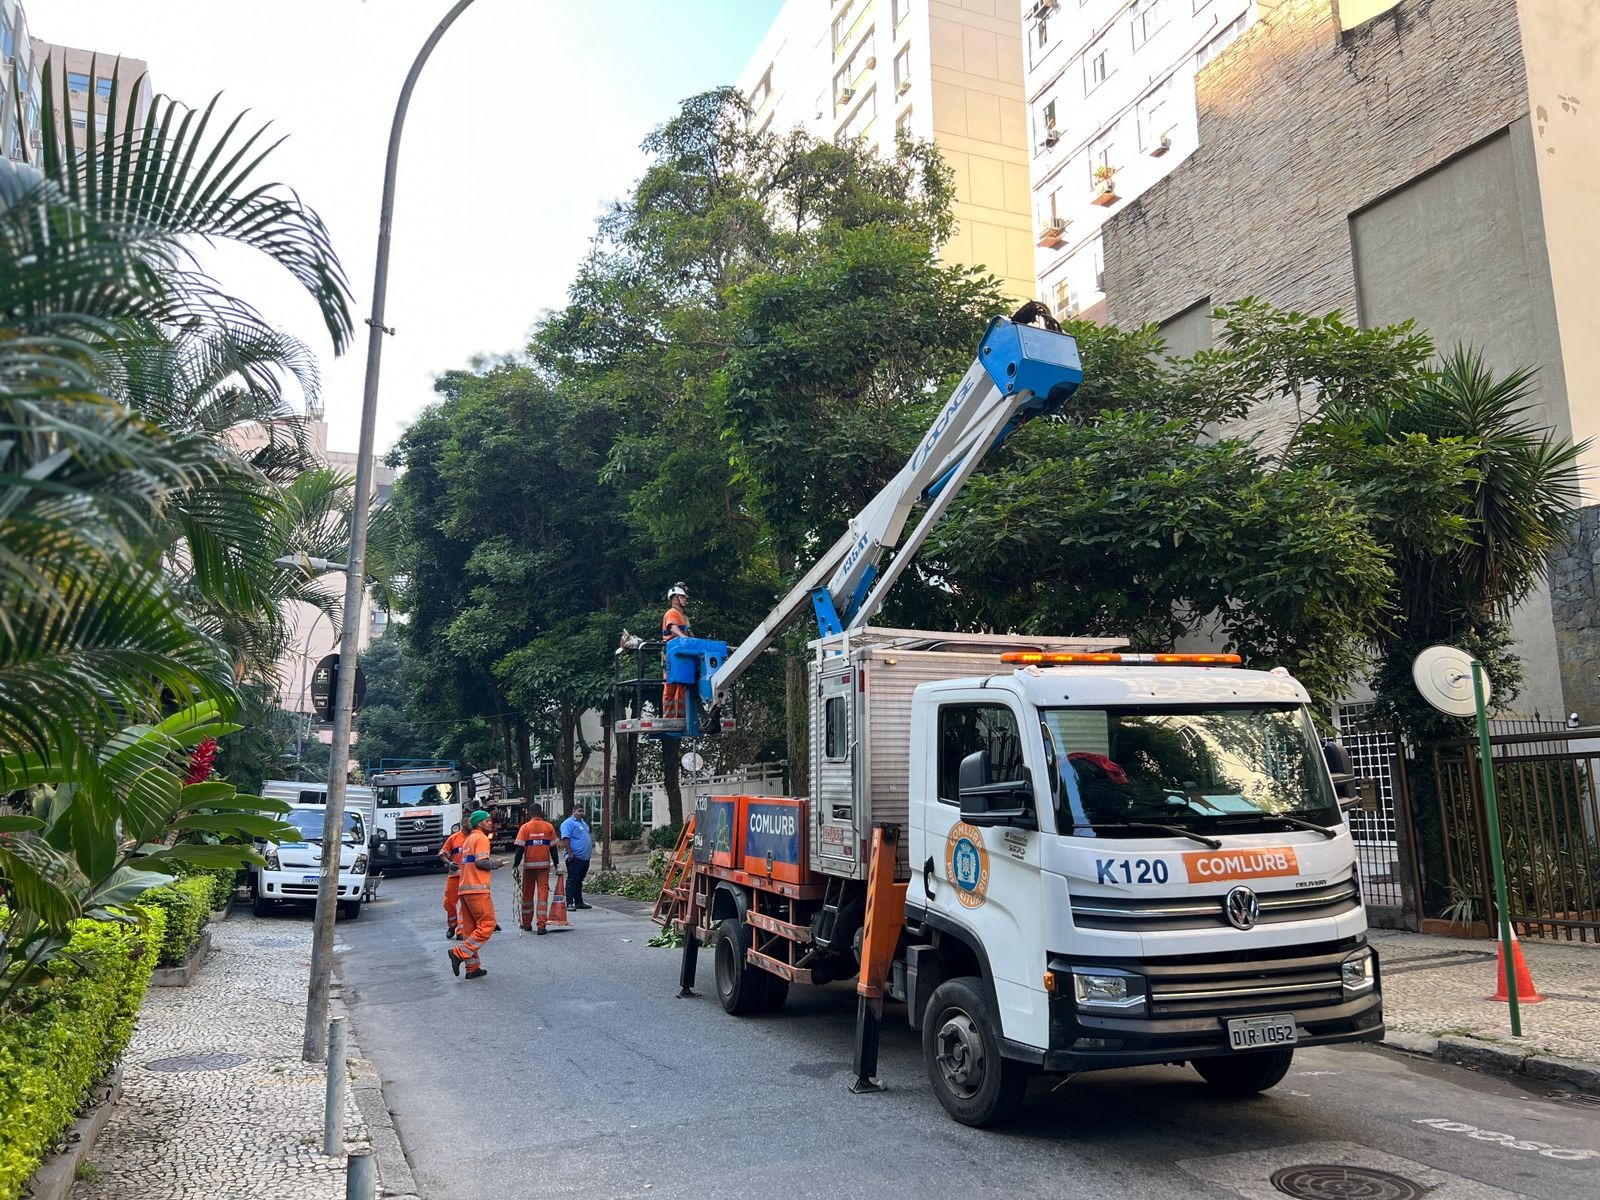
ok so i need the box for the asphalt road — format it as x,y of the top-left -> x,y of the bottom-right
335,873 -> 1599,1200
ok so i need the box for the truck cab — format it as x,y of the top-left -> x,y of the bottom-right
903,656 -> 1382,1123
367,763 -> 467,869
251,803 -> 371,920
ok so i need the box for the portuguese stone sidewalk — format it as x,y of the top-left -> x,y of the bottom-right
70,911 -> 402,1200
1371,928 -> 1600,1091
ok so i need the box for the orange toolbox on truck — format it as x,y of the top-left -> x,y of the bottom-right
735,795 -> 807,884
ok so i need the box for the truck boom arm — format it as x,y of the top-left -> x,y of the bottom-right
712,314 -> 1083,702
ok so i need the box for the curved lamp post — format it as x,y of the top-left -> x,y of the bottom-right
303,0 -> 483,1063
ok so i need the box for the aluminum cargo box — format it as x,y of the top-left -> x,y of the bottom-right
807,628 -> 1123,881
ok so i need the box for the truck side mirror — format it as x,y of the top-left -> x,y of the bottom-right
957,750 -> 1036,829
1322,739 -> 1361,809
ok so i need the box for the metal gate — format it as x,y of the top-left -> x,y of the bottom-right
1336,703 -> 1406,912
1431,726 -> 1600,942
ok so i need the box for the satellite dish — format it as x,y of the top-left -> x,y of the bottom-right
681,751 -> 705,773
1413,645 -> 1486,718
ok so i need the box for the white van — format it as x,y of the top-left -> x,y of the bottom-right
253,782 -> 378,920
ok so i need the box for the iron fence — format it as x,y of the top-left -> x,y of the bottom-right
1430,727 -> 1600,942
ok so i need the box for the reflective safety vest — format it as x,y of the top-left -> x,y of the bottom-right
441,828 -> 468,874
514,818 -> 558,868
459,829 -> 493,892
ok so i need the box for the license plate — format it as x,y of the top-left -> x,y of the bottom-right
1226,1014 -> 1297,1050
410,846 -> 430,855
301,874 -> 319,883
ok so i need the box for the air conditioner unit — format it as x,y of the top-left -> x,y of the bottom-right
838,86 -> 856,103
1029,0 -> 1060,19
896,80 -> 911,96
1149,132 -> 1172,157
1044,129 -> 1062,147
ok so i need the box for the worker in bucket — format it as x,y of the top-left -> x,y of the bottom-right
661,582 -> 693,719
447,810 -> 504,980
512,803 -> 561,934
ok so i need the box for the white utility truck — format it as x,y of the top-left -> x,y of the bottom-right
366,761 -> 467,870
253,781 -> 377,920
632,308 -> 1382,1126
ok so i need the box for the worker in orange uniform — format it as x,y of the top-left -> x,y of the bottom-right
661,582 -> 693,719
512,803 -> 561,934
447,810 -> 504,980
438,820 -> 469,940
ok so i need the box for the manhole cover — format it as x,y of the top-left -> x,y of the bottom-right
1271,1165 -> 1425,1200
145,1053 -> 249,1073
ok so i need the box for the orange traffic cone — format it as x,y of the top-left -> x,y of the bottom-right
1486,926 -> 1545,1004
547,868 -> 570,930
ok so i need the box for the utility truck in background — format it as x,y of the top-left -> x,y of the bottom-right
626,307 -> 1383,1126
253,780 -> 377,920
366,760 -> 469,869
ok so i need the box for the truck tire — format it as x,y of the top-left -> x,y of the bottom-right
252,891 -> 272,918
922,977 -> 1031,1127
1192,1048 -> 1293,1095
337,901 -> 362,921
759,975 -> 790,1013
713,917 -> 774,1016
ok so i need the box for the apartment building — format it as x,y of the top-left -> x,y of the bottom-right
1,1 -> 152,166
34,40 -> 153,147
1024,0 -> 1255,321
1099,0 -> 1600,725
740,0 -> 1037,303
0,0 -> 43,163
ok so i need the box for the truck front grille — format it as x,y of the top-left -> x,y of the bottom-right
1071,877 -> 1360,932
392,813 -> 443,851
1144,945 -> 1347,1019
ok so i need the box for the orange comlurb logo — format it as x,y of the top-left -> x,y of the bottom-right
945,822 -> 990,909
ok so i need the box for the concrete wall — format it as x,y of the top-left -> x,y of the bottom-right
1550,505 -> 1600,724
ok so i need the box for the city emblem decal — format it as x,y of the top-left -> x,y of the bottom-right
945,822 -> 990,909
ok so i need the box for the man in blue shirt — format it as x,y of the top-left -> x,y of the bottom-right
559,806 -> 593,910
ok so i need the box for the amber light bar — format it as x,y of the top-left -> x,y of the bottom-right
999,652 -> 1242,666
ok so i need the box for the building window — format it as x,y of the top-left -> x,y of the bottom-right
897,105 -> 915,135
894,45 -> 912,91
1137,77 -> 1174,151
66,71 -> 91,95
70,110 -> 87,131
832,2 -> 856,51
1037,14 -> 1049,47
1197,13 -> 1247,68
96,77 -> 113,101
749,69 -> 772,112
1089,134 -> 1114,182
893,0 -> 911,29
1053,279 -> 1072,317
1084,42 -> 1108,94
841,87 -> 877,138
1131,0 -> 1165,49
1043,99 -> 1057,131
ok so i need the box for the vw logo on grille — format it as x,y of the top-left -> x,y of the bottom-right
410,819 -> 426,832
1224,885 -> 1260,930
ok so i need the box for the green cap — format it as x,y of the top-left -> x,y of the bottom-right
468,809 -> 491,829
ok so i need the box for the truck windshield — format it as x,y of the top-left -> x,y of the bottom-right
1040,704 -> 1339,835
284,809 -> 365,844
375,782 -> 457,810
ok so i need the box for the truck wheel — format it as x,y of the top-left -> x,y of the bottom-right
922,977 -> 1031,1127
1192,1048 -> 1293,1095
713,918 -> 772,1016
252,891 -> 272,918
337,901 -> 362,921
760,975 -> 790,1013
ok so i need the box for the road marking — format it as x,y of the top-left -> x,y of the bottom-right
1414,1118 -> 1599,1161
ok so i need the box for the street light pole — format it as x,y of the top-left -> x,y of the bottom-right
302,0 -> 483,1063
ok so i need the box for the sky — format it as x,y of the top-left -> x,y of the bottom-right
29,0 -> 783,454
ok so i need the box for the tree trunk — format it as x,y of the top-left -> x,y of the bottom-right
612,716 -> 638,821
555,705 -> 580,812
514,714 -> 536,804
500,717 -> 515,787
785,652 -> 809,798
663,744 -> 683,827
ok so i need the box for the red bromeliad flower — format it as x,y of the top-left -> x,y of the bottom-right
184,737 -> 219,785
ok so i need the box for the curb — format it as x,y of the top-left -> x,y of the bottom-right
150,927 -> 212,987
349,1054 -> 419,1200
1382,1031 -> 1600,1095
24,1063 -> 123,1200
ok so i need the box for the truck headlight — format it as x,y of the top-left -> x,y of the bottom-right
264,848 -> 280,871
352,854 -> 369,874
1341,947 -> 1376,995
1071,969 -> 1147,1014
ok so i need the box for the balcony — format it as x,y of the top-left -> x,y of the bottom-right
1036,223 -> 1067,249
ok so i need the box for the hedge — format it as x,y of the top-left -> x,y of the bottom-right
0,911 -> 165,1200
136,876 -> 214,968
168,862 -> 238,911
610,820 -> 644,842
